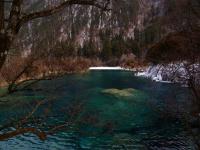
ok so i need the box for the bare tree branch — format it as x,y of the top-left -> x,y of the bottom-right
0,127 -> 47,141
20,0 -> 110,27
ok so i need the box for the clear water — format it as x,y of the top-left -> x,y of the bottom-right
0,71 -> 195,150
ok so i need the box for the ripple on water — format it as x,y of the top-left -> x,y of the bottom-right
0,71 -> 195,149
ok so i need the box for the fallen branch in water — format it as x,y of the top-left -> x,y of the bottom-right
0,127 -> 47,141
0,98 -> 86,141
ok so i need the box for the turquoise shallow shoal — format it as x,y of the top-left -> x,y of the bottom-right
0,70 -> 195,150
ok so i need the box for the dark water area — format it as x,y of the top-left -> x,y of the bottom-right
0,71 -> 196,149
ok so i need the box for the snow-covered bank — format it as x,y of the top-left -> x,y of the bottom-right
136,68 -> 172,83
136,63 -> 200,84
90,63 -> 200,85
89,66 -> 175,83
136,65 -> 173,83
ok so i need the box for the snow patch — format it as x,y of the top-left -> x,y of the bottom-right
89,67 -> 123,70
89,66 -> 137,71
136,63 -> 200,84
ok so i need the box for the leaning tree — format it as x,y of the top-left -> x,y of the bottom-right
0,0 -> 111,141
0,0 -> 110,70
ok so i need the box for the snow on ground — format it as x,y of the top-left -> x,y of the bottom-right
136,69 -> 172,83
136,63 -> 200,84
135,65 -> 169,83
89,66 -> 137,71
89,66 -> 123,70
89,66 -> 173,83
135,64 -> 181,83
90,63 -> 199,85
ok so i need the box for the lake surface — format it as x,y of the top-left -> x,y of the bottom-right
0,70 -> 195,149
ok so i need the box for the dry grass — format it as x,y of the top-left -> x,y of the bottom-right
0,56 -> 103,87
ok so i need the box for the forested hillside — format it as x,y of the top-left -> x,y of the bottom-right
13,0 -> 165,61
0,0 -> 199,88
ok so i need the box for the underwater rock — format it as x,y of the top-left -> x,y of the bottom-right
102,88 -> 138,98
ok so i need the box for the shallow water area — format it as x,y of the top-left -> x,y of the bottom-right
0,70 -> 195,150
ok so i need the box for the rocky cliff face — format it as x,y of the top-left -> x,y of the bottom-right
13,0 -> 165,58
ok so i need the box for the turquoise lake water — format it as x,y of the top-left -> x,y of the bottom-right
0,70 -> 196,149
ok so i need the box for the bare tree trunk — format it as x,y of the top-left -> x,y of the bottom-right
0,0 -> 110,71
0,0 -> 4,29
0,0 -> 7,70
0,35 -> 10,70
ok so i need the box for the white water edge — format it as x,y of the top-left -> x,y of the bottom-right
136,71 -> 172,83
89,66 -> 136,71
89,64 -> 198,84
89,66 -> 169,83
89,67 -> 123,70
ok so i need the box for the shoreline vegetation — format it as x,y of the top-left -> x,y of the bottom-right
0,65 -> 144,88
0,61 -> 196,88
0,54 -> 199,97
1,62 -> 199,89
0,54 -> 145,89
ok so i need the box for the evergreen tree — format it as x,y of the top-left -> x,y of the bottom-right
101,38 -> 112,60
111,34 -> 126,57
79,40 -> 96,58
126,38 -> 140,57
